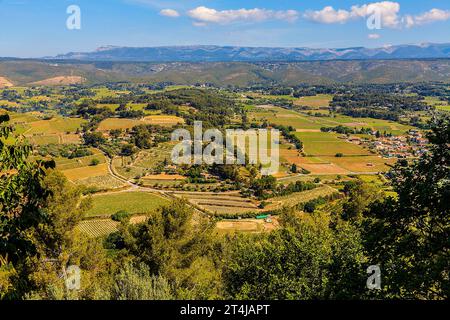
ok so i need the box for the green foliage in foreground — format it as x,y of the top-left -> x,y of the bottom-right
363,115 -> 450,299
0,113 -> 448,300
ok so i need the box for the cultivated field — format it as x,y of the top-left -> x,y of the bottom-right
171,191 -> 261,216
77,214 -> 149,237
265,185 -> 339,211
216,217 -> 280,234
24,117 -> 85,135
62,163 -> 110,181
77,219 -> 119,238
295,132 -> 371,156
86,191 -> 169,217
249,105 -> 413,135
294,94 -> 333,107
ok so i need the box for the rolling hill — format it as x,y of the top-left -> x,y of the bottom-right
1,59 -> 450,86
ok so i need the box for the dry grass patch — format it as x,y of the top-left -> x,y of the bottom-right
30,76 -> 85,86
143,115 -> 184,126
320,156 -> 396,173
216,217 -> 280,234
0,77 -> 13,88
142,173 -> 185,181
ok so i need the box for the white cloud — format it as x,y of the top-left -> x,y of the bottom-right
351,1 -> 401,28
159,9 -> 180,18
368,33 -> 381,39
187,6 -> 299,25
405,9 -> 450,28
304,1 -> 401,28
304,6 -> 351,24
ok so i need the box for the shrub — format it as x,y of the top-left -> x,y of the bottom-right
111,210 -> 131,222
90,158 -> 100,166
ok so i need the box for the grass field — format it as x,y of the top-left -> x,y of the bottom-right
24,117 -> 85,135
424,96 -> 449,107
26,133 -> 82,146
249,105 -> 412,135
86,191 -> 169,217
250,106 -> 325,130
57,149 -> 113,183
294,94 -> 333,107
295,132 -> 370,156
281,143 -> 392,174
436,105 -> 450,112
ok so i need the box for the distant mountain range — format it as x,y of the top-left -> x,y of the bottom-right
50,43 -> 450,62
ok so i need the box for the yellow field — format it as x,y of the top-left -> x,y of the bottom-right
216,218 -> 280,234
294,94 -> 333,108
62,163 -> 109,181
320,156 -> 395,172
98,115 -> 183,131
0,76 -> 13,88
97,118 -> 142,131
280,147 -> 394,174
30,76 -> 85,86
142,173 -> 185,181
143,115 -> 184,126
0,100 -> 18,107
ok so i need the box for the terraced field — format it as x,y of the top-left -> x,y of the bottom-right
265,185 -> 340,211
170,191 -> 261,216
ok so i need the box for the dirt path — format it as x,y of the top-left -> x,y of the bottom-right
99,152 -> 208,215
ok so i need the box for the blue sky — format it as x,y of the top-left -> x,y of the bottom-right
1,0 -> 450,57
